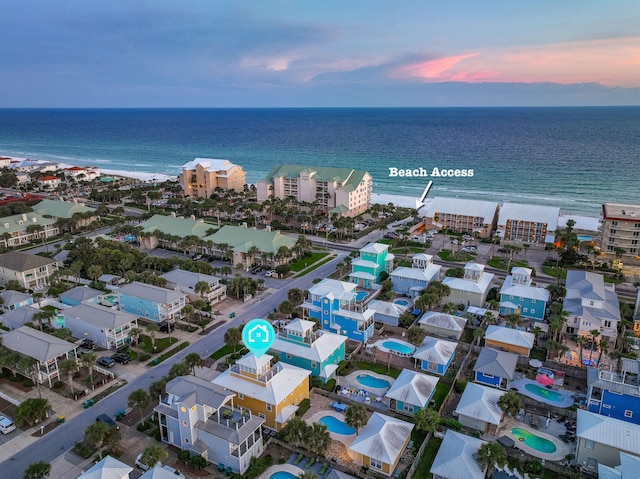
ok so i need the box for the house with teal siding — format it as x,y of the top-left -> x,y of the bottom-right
301,279 -> 375,343
269,319 -> 346,383
499,267 -> 549,321
384,369 -> 438,416
412,337 -> 457,375
349,242 -> 394,288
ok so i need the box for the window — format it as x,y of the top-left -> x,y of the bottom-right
370,458 -> 383,470
531,309 -> 535,314
585,439 -> 595,450
531,299 -> 536,303
523,308 -> 528,313
403,403 -> 413,412
602,404 -> 611,409
266,403 -> 272,412
258,413 -> 266,419
311,362 -> 317,368
482,373 -> 494,379
238,393 -> 244,400
286,354 -> 292,359
604,321 -> 611,328
625,410 -> 633,418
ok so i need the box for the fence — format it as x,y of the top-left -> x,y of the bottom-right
404,431 -> 433,479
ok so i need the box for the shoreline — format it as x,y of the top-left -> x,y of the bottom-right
3,154 -> 601,232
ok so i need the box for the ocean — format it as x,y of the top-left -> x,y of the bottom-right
0,107 -> 638,216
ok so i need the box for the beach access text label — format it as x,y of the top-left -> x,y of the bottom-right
388,167 -> 474,178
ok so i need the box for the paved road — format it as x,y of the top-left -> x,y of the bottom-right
0,250 -> 345,477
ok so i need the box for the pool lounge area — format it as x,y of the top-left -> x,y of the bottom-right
369,338 -> 415,357
497,418 -> 571,462
342,370 -> 394,397
510,378 -> 575,408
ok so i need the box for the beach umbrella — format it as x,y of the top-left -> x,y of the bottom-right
536,374 -> 554,386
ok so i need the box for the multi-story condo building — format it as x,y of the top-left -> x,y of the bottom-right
256,164 -> 372,217
155,375 -> 264,474
137,213 -> 214,250
563,270 -> 620,344
424,197 -> 499,238
32,198 -> 97,227
268,319 -> 346,383
601,203 -> 640,258
499,267 -> 549,321
496,203 -> 559,244
587,359 -> 640,425
180,158 -> 246,198
349,242 -> 394,288
0,212 -> 58,248
0,251 -> 61,290
211,352 -> 310,431
118,282 -> 187,323
302,278 -> 375,342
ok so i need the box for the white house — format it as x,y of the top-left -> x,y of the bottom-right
430,430 -> 487,479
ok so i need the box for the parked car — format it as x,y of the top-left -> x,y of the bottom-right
462,234 -> 473,241
0,416 -> 16,434
96,413 -> 118,429
96,357 -> 115,368
111,353 -> 132,364
135,453 -> 161,471
80,339 -> 96,350
498,247 -> 508,253
77,348 -> 93,357
265,270 -> 277,277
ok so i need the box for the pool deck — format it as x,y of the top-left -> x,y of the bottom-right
497,417 -> 572,462
510,378 -> 575,408
370,338 -> 416,357
306,410 -> 357,448
258,463 -> 304,479
341,370 -> 394,397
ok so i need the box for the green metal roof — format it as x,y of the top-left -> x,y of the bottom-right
32,199 -> 95,219
0,212 -> 57,235
260,164 -> 369,191
204,225 -> 296,254
139,214 -> 215,238
329,205 -> 350,214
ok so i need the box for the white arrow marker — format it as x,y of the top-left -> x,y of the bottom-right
415,180 -> 433,210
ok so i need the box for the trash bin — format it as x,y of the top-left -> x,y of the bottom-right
151,358 -> 159,366
58,416 -> 65,424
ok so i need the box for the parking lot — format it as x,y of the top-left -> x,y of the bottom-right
0,398 -> 19,446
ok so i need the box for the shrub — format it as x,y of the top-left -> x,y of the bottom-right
177,450 -> 191,463
188,455 -> 207,469
245,455 -> 273,479
336,360 -> 348,376
23,379 -> 35,388
323,378 -> 336,392
454,380 -> 466,394
309,376 -> 322,389
53,381 -> 64,389
139,353 -> 151,361
295,399 -> 311,417
137,422 -> 150,432
439,418 -> 462,431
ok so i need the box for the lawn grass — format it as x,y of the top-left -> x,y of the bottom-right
210,344 -> 234,360
138,335 -> 179,353
289,252 -> 329,272
488,258 -> 529,270
294,254 -> 336,277
437,250 -> 474,262
431,381 -> 452,411
353,361 -> 401,379
413,436 -> 442,479
148,342 -> 189,366
390,246 -> 425,255
542,266 -> 567,279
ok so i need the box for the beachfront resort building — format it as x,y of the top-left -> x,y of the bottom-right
62,303 -> 139,350
137,213 -> 214,250
390,253 -> 441,298
601,203 -> 640,258
301,278 -> 375,343
0,251 -> 61,290
575,409 -> 640,472
586,359 -> 640,425
154,375 -> 264,475
160,268 -> 227,304
563,270 -> 620,345
180,158 -> 246,198
499,267 -> 549,321
473,347 -> 518,390
268,319 -> 346,383
348,412 -> 414,477
454,382 -> 505,434
442,262 -> 494,308
32,198 -> 97,227
484,325 -> 535,356
384,369 -> 439,416
349,242 -> 394,288
423,197 -> 499,238
211,352 -> 310,431
412,336 -> 457,375
256,164 -> 372,217
63,165 -> 101,182
118,282 -> 187,323
0,212 -> 58,248
430,430 -> 488,479
496,202 -> 559,244
1,326 -> 78,387
418,311 -> 467,340
203,224 -> 297,270
36,175 -> 62,190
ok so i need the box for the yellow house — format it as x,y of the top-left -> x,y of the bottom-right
484,325 -> 535,357
212,352 -> 310,431
348,412 -> 414,477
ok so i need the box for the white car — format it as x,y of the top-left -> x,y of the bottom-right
0,416 -> 16,434
265,270 -> 277,277
135,453 -> 161,471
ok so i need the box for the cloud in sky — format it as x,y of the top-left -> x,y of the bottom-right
0,1 -> 639,106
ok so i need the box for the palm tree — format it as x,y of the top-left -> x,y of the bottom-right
305,422 -> 331,455
575,336 -> 587,365
589,329 -> 601,360
185,352 -> 203,375
224,327 -> 242,353
497,391 -> 521,417
413,408 -> 440,434
139,445 -> 169,470
194,280 -> 210,300
475,442 -> 507,477
23,460 -> 51,479
129,327 -> 142,348
597,339 -> 609,367
504,313 -> 523,329
371,345 -> 379,364
58,358 -> 78,397
297,472 -> 319,479
473,328 -> 485,345
147,323 -> 159,351
84,421 -> 111,451
181,304 -> 195,325
128,388 -> 150,426
345,404 -> 368,433
407,325 -> 426,346
80,351 -> 98,386
282,416 -> 308,448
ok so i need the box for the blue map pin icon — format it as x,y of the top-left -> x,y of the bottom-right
242,319 -> 275,358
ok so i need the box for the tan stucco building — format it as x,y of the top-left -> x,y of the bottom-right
180,158 -> 246,198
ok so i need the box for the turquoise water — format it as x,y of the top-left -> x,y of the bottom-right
577,235 -> 593,241
270,472 -> 296,479
319,415 -> 356,435
394,300 -> 409,306
383,340 -> 414,355
355,292 -> 368,301
524,384 -> 564,403
511,428 -> 557,453
52,316 -> 65,328
356,373 -> 391,389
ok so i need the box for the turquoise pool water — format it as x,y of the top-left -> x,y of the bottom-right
394,300 -> 409,306
577,235 -> 593,242
52,316 -> 65,328
355,292 -> 368,301
270,472 -> 296,479
524,384 -> 564,403
382,340 -> 414,355
319,415 -> 356,435
511,428 -> 557,453
356,373 -> 391,389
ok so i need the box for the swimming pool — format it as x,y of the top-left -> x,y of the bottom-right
355,292 -> 368,301
52,315 -> 65,328
382,340 -> 415,355
356,374 -> 391,389
511,428 -> 557,453
270,472 -> 296,479
577,235 -> 593,242
524,384 -> 564,403
394,299 -> 409,306
319,415 -> 356,435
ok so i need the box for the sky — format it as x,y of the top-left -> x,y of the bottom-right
1,0 -> 639,107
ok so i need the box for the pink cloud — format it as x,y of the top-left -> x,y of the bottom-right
393,53 -> 479,80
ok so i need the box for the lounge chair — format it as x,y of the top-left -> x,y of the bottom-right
319,463 -> 329,476
504,465 -> 513,476
305,457 -> 316,469
293,454 -> 304,465
513,468 -> 524,479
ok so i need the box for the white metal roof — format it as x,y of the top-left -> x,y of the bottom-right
182,158 -> 233,171
308,279 -> 357,301
473,347 -> 518,379
412,336 -> 457,364
485,325 -> 535,349
390,264 -> 441,282
430,430 -> 487,479
500,276 -> 550,302
348,412 -> 413,465
64,303 -> 139,329
426,197 -> 499,222
77,455 -> 132,479
418,311 -> 467,332
577,409 -> 640,455
443,271 -> 494,294
1,326 -> 77,362
384,369 -> 439,408
270,330 -> 346,363
454,382 -> 505,426
359,242 -> 388,254
367,300 -> 408,318
119,282 -> 186,304
497,202 -> 560,230
285,319 -> 315,334
351,258 -> 379,269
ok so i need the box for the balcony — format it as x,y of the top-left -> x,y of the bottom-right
230,364 -> 279,383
